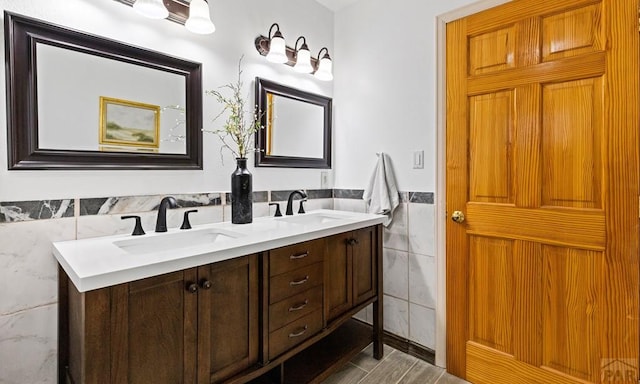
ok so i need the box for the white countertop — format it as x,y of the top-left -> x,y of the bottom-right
53,209 -> 386,292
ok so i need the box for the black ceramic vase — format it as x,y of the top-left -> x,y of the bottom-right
231,157 -> 253,224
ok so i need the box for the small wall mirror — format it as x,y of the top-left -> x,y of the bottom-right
255,78 -> 331,168
5,12 -> 203,170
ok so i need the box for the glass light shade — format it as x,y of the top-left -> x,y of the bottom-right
294,48 -> 313,73
133,0 -> 169,19
185,0 -> 216,35
314,56 -> 333,81
266,35 -> 288,63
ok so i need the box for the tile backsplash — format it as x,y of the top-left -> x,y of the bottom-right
0,188 -> 436,383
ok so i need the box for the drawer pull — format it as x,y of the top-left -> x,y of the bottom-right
288,300 -> 309,312
290,252 -> 309,260
288,325 -> 308,338
289,276 -> 310,286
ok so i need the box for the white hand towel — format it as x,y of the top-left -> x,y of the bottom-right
363,152 -> 400,227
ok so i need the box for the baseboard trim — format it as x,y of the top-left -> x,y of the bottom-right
383,331 -> 436,365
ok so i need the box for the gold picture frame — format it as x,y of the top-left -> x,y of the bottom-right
99,96 -> 160,149
266,92 -> 274,155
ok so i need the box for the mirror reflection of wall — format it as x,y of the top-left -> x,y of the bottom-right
266,93 -> 325,159
36,43 -> 187,154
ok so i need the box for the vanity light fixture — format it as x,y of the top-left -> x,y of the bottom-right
254,25 -> 333,81
314,47 -> 333,81
266,23 -> 288,63
293,37 -> 313,73
185,0 -> 215,35
132,0 -> 169,19
115,0 -> 215,35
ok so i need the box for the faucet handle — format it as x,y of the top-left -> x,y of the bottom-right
180,209 -> 198,230
269,202 -> 282,217
121,215 -> 145,236
298,198 -> 307,214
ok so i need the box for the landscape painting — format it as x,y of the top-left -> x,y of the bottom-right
99,96 -> 160,149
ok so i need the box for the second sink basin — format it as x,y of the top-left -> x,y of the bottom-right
114,228 -> 243,255
276,212 -> 345,226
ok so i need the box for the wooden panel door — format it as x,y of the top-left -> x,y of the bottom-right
110,270 -> 198,384
353,226 -> 377,305
446,1 -> 639,383
325,232 -> 353,322
197,255 -> 259,384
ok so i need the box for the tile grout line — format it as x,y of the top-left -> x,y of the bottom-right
354,349 -> 397,384
0,301 -> 58,317
394,359 -> 419,384
433,369 -> 447,383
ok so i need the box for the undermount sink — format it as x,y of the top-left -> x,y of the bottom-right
276,212 -> 345,226
114,228 -> 243,255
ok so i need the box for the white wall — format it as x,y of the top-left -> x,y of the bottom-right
332,0 -> 480,191
0,0 -> 334,200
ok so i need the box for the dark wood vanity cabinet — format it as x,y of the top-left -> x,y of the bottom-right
325,226 -> 378,322
62,254 -> 258,384
60,225 -> 382,384
198,255 -> 259,383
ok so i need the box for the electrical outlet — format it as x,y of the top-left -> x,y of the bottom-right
321,171 -> 329,189
413,150 -> 424,169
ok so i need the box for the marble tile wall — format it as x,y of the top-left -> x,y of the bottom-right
0,188 -> 435,382
337,190 -> 437,352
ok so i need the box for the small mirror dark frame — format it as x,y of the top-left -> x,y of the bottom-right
4,12 -> 203,170
255,77 -> 331,169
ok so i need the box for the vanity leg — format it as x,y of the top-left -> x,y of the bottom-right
58,266 -> 70,384
373,300 -> 384,360
373,225 -> 384,360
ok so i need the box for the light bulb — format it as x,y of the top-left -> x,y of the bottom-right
294,47 -> 313,73
266,33 -> 287,63
185,0 -> 215,35
314,56 -> 333,81
133,0 -> 169,19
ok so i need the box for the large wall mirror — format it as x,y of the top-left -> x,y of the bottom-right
255,78 -> 331,168
5,12 -> 203,170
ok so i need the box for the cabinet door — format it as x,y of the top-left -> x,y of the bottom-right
197,255 -> 259,384
352,226 -> 377,305
325,233 -> 353,322
110,269 -> 198,384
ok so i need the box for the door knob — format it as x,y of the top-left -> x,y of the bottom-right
451,211 -> 465,223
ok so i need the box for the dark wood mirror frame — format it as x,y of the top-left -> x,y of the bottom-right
255,77 -> 332,169
4,11 -> 203,170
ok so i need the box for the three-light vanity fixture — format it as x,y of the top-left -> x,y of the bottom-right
118,0 -> 215,35
254,23 -> 333,81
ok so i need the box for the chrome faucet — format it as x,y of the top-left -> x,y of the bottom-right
155,196 -> 177,232
286,190 -> 307,215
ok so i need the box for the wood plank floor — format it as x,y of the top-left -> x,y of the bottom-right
321,344 -> 470,384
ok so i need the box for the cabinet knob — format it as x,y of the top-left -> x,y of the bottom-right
200,280 -> 212,290
186,283 -> 199,294
346,238 -> 359,246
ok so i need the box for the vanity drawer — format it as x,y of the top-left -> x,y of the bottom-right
270,262 -> 323,304
268,310 -> 323,360
269,285 -> 323,332
269,238 -> 325,277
